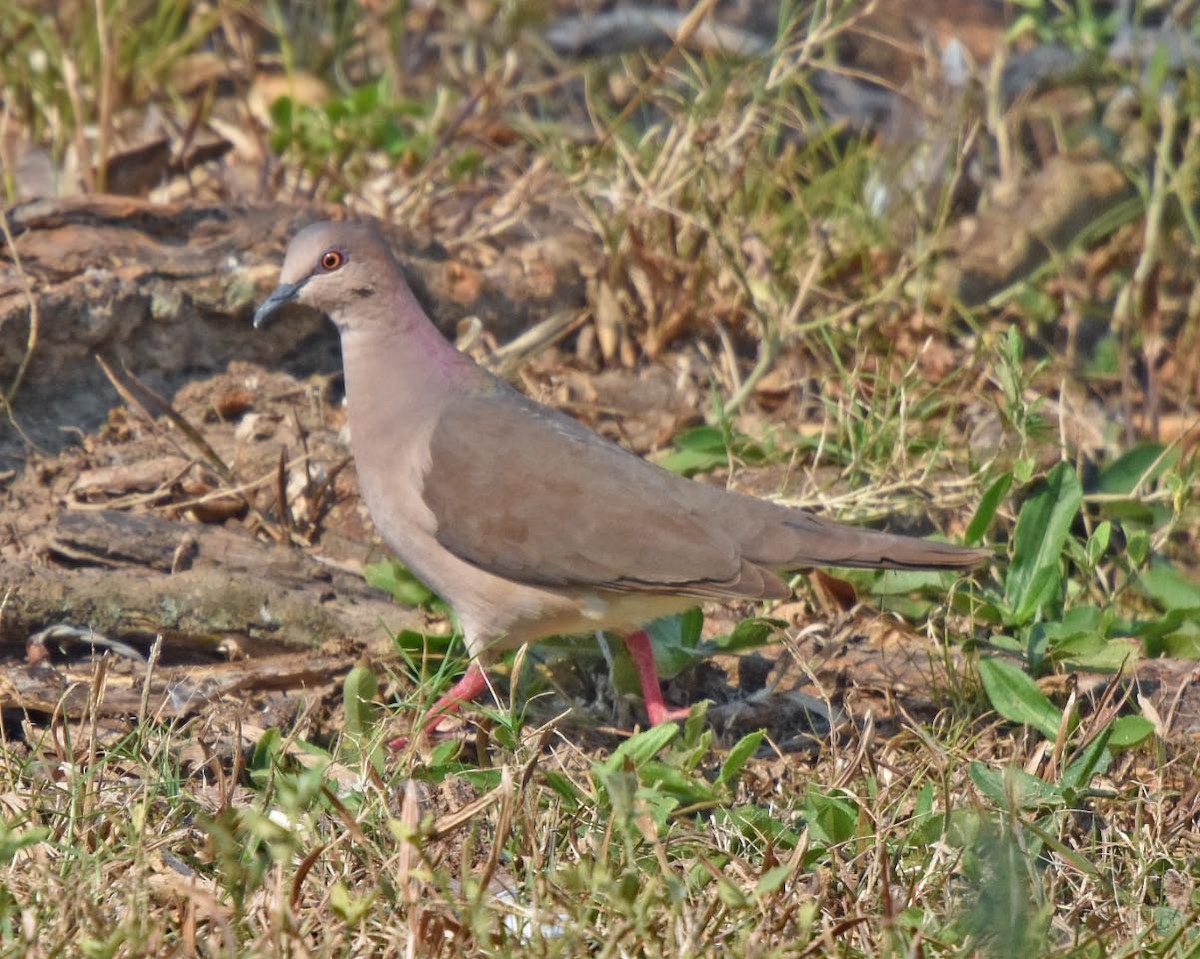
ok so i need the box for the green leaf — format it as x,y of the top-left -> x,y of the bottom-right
1061,724 -> 1111,793
365,560 -> 437,608
597,723 -> 680,777
715,617 -> 786,651
1004,461 -> 1082,624
646,609 -> 705,679
714,805 -> 802,849
656,426 -> 728,475
680,700 -> 710,750
1020,817 -> 1102,878
969,762 -> 1064,810
542,771 -> 586,807
342,664 -> 380,740
1127,530 -> 1150,567
638,762 -> 715,805
635,786 -> 682,832
1124,608 -> 1190,642
1161,631 -> 1200,659
250,727 -> 283,776
390,628 -> 456,655
967,472 -> 1013,545
1107,715 -> 1155,749
1050,635 -> 1139,671
978,656 -> 1063,740
1139,563 -> 1200,612
1093,443 -> 1173,495
1086,521 -> 1111,566
716,729 -> 766,788
329,881 -> 376,925
907,783 -> 943,847
449,148 -> 483,180
753,864 -> 794,899
0,821 -> 49,866
1040,606 -> 1137,671
803,787 -> 858,847
656,425 -> 767,476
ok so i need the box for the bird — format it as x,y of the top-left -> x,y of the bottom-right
254,220 -> 989,736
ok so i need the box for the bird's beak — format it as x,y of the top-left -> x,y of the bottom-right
253,279 -> 306,329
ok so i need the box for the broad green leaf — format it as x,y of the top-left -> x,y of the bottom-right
681,700 -> 710,750
868,568 -> 952,596
646,609 -> 705,678
1127,530 -> 1149,567
988,634 -> 1025,655
804,788 -> 858,847
250,727 -> 283,775
967,472 -> 1013,545
714,805 -> 802,849
907,783 -> 944,847
978,656 -> 1063,740
657,426 -> 729,476
1044,604 -> 1106,635
1093,443 -> 1174,495
390,628 -> 456,655
1161,631 -> 1200,659
638,761 -> 715,805
1123,612 -> 1190,643
1107,715 -> 1156,749
0,822 -> 49,865
365,560 -> 437,608
636,787 -> 683,832
754,864 -> 794,899
716,729 -> 766,787
1086,521 -> 1112,566
1061,725 -> 1112,792
1139,563 -> 1200,612
1004,461 -> 1082,624
657,425 -> 768,476
598,723 -> 680,777
1050,635 -> 1139,671
715,617 -> 786,651
969,762 -> 1064,810
1040,606 -> 1137,670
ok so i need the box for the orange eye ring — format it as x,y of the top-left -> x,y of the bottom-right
320,250 -> 344,271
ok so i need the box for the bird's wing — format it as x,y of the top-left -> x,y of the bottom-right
421,388 -> 790,600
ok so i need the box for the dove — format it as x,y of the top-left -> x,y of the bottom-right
254,221 -> 988,734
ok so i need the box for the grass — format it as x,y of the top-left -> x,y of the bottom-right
2,0 -> 1199,955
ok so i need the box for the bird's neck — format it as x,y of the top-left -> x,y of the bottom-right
337,284 -> 488,434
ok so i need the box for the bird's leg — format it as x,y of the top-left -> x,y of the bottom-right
390,660 -> 490,747
622,630 -> 692,726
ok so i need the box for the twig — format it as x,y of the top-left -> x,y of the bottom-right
94,0 -> 115,192
0,202 -> 41,449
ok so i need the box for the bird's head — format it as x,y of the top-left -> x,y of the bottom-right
253,220 -> 400,333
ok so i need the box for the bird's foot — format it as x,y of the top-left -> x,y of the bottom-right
388,661 -> 489,749
643,701 -> 695,726
622,629 -> 693,727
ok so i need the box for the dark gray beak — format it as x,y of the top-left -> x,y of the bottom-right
253,280 -> 306,329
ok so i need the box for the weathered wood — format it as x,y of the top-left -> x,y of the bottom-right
0,508 -> 425,659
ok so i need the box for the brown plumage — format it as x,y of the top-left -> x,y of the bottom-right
255,220 -> 989,732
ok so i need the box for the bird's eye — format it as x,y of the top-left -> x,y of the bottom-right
320,250 -> 344,271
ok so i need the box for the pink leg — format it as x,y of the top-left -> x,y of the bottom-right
622,630 -> 692,725
389,661 -> 490,747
